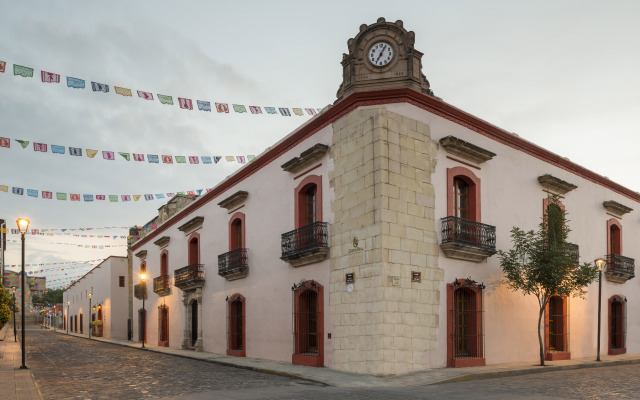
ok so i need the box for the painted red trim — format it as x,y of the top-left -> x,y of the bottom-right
542,197 -> 565,214
446,167 -> 481,222
607,219 -> 622,255
544,296 -> 570,361
229,212 -> 246,250
132,88 -> 640,251
445,156 -> 481,170
294,163 -> 323,180
608,295 -> 626,355
446,279 -> 485,368
292,282 -> 324,367
158,305 -> 169,347
140,260 -> 146,275
160,249 -> 169,276
294,175 -> 323,229
188,232 -> 200,265
228,204 -> 245,215
227,294 -> 246,357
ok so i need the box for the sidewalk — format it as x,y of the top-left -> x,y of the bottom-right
62,329 -> 640,388
0,325 -> 41,400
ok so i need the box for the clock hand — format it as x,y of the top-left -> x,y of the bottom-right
376,46 -> 386,62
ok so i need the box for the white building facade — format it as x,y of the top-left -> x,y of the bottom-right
63,256 -> 128,339
129,18 -> 640,375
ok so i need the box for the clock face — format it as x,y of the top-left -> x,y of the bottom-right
368,41 -> 394,67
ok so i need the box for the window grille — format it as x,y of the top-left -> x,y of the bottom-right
226,294 -> 244,351
547,296 -> 570,353
609,296 -> 626,351
158,305 -> 169,344
292,280 -> 320,357
450,284 -> 484,360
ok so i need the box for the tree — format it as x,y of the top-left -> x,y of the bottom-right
498,195 -> 598,366
0,283 -> 12,328
31,289 -> 64,307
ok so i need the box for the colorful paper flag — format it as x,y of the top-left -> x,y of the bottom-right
0,185 -> 8,192
33,143 -> 47,152
247,155 -> 256,162
42,191 -> 52,199
237,156 -> 246,163
70,194 -> 81,201
69,147 -> 82,156
213,156 -> 222,164
83,194 -> 94,202
12,187 -> 24,195
137,90 -> 153,100
155,194 -> 165,199
225,156 -> 235,162
122,195 -> 131,202
119,152 -> 130,161
13,65 -> 34,77
41,71 -> 60,83
67,77 -> 85,89
249,106 -> 262,114
86,149 -> 98,158
144,194 -> 154,201
115,86 -> 132,97
188,156 -> 199,164
0,137 -> 10,148
178,98 -> 193,110
96,195 -> 105,200
51,145 -> 65,154
27,189 -> 38,198
15,140 -> 30,149
148,154 -> 159,163
109,195 -> 118,202
233,104 -> 247,113
305,108 -> 317,115
91,82 -> 109,93
175,156 -> 186,164
292,108 -> 303,116
197,100 -> 211,111
265,107 -> 277,114
279,108 -> 291,116
133,195 -> 141,201
56,193 -> 67,200
0,61 -> 5,73
102,151 -> 115,160
158,94 -> 173,105
133,153 -> 144,162
215,103 -> 229,113
162,155 -> 173,164
201,156 -> 212,164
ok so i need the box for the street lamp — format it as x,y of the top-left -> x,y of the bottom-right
67,301 -> 70,335
16,217 -> 29,370
140,272 -> 146,349
88,293 -> 92,339
595,258 -> 607,362
11,287 -> 17,342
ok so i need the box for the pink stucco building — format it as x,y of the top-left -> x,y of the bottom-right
129,18 -> 639,375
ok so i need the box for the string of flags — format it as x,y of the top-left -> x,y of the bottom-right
1,225 -> 128,233
1,185 -> 214,203
2,61 -> 321,117
4,238 -> 127,248
2,230 -> 127,239
3,258 -> 103,272
0,137 -> 257,166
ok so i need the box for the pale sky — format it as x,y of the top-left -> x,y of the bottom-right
1,0 -> 639,288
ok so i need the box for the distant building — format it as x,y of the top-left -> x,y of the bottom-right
63,256 -> 128,338
128,18 -> 640,375
3,270 -> 46,312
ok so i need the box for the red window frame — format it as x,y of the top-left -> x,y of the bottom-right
188,232 -> 200,265
160,250 -> 169,276
158,304 -> 169,347
292,280 -> 324,367
607,219 -> 622,255
227,294 -> 246,357
294,175 -> 323,229
608,295 -> 626,355
446,167 -> 480,222
228,212 -> 246,251
446,279 -> 485,367
544,295 -> 570,360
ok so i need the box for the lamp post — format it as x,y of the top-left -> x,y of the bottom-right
88,293 -> 92,339
595,258 -> 607,362
140,273 -> 146,349
67,301 -> 70,334
16,217 -> 29,370
12,287 -> 17,342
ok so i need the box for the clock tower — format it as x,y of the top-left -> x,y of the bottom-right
336,18 -> 435,101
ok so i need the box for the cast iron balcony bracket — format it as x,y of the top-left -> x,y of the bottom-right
174,264 -> 205,290
440,216 -> 497,263
218,248 -> 249,280
280,222 -> 329,267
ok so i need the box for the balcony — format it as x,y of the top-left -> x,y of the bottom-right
281,222 -> 329,267
134,283 -> 147,300
440,216 -> 496,263
174,264 -> 205,290
567,243 -> 579,266
153,275 -> 171,296
218,248 -> 249,280
605,254 -> 635,283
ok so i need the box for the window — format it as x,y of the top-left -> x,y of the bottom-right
158,305 -> 169,347
227,294 -> 246,357
607,219 -> 622,255
292,280 -> 324,367
80,313 -> 83,334
138,308 -> 146,344
188,232 -> 200,265
228,212 -> 245,251
140,261 -> 146,276
160,250 -> 169,276
609,295 -> 626,355
446,167 -> 480,222
119,276 -> 125,287
295,175 -> 323,229
74,315 -> 78,333
447,279 -> 484,367
544,296 -> 570,360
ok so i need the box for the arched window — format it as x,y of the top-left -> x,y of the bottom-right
188,233 -> 200,265
447,167 -> 480,222
158,305 -> 169,347
227,294 -> 246,357
292,280 -> 324,367
544,295 -> 570,360
609,221 -> 621,255
609,295 -> 626,355
160,250 -> 169,276
295,175 -> 323,229
447,279 -> 484,367
140,261 -> 146,276
80,313 -> 83,334
228,212 -> 245,251
303,185 -> 317,226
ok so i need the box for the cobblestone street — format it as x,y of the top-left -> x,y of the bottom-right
25,329 -> 640,399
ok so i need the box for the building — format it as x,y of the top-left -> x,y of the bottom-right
128,18 -> 639,375
63,256 -> 128,338
3,270 -> 46,312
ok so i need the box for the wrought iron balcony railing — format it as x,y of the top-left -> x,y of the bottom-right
153,275 -> 171,296
606,254 -> 635,280
441,216 -> 496,252
281,222 -> 329,261
174,264 -> 205,289
218,248 -> 249,280
134,283 -> 147,300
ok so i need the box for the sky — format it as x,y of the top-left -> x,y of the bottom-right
1,0 -> 639,288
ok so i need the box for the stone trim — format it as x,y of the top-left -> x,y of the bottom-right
134,250 -> 147,259
153,236 -> 170,248
440,242 -> 496,263
603,201 -> 633,217
538,174 -> 577,195
177,216 -> 204,234
218,191 -> 248,210
439,136 -> 496,164
281,144 -> 329,173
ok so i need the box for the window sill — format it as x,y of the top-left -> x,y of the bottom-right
227,349 -> 246,357
448,357 -> 486,368
609,348 -> 626,356
545,351 -> 570,361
